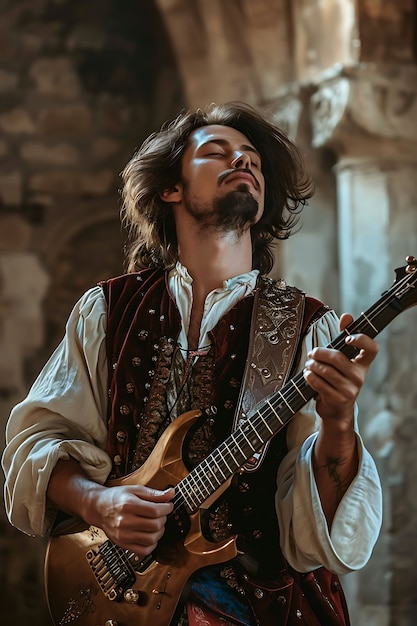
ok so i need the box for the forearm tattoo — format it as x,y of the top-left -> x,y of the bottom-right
325,456 -> 349,500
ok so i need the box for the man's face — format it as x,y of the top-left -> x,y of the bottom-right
176,125 -> 265,232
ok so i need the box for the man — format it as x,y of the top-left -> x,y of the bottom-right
2,102 -> 382,625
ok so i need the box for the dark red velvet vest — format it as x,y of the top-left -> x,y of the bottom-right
100,269 -> 350,626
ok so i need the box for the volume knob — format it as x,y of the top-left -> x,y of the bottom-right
124,588 -> 140,604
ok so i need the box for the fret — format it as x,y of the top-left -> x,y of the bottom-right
290,378 -> 307,401
265,399 -> 284,426
186,472 -> 207,502
223,440 -> 240,468
201,458 -> 221,489
361,311 -> 378,333
211,454 -> 227,480
240,427 -> 256,451
258,411 -> 274,434
278,390 -> 295,414
246,420 -> 264,446
193,465 -> 211,499
218,444 -> 233,473
230,432 -> 246,458
178,481 -> 199,510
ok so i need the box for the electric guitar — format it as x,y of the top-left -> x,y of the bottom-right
45,257 -> 417,626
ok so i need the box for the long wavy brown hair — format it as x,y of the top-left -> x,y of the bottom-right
121,101 -> 313,274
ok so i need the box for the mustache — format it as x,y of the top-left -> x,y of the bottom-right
218,168 -> 259,190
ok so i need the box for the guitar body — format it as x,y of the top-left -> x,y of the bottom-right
45,410 -> 237,626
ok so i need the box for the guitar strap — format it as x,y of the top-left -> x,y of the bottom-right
232,276 -> 306,472
186,280 -> 329,626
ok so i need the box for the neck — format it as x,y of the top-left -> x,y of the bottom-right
177,227 -> 253,299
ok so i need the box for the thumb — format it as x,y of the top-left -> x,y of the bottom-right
339,312 -> 354,332
142,485 -> 175,503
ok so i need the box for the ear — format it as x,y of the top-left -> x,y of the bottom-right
159,184 -> 183,203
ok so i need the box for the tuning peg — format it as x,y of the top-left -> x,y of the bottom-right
405,256 -> 416,273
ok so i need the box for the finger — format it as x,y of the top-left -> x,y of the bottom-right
134,485 -> 175,504
339,312 -> 354,332
119,529 -> 165,555
303,363 -> 358,399
306,347 -> 349,371
345,334 -> 379,366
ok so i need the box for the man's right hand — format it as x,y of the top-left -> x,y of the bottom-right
47,458 -> 174,556
89,483 -> 175,555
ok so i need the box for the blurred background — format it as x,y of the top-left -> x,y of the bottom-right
0,0 -> 416,624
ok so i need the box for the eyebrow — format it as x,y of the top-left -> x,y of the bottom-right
199,138 -> 261,159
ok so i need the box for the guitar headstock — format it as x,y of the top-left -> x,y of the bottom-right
393,255 -> 417,311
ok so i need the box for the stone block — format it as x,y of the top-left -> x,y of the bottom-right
81,169 -> 115,195
21,142 -> 79,165
91,137 -> 121,161
0,139 -> 8,158
0,108 -> 35,134
29,57 -> 81,99
0,68 -> 18,92
0,170 -> 22,205
67,24 -> 107,51
37,103 -> 92,137
29,171 -> 81,195
0,215 -> 31,251
0,31 -> 17,63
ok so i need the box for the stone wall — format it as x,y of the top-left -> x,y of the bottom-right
0,0 -> 184,623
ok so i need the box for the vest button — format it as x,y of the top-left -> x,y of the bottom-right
113,455 -> 122,466
253,588 -> 264,599
120,405 -> 130,415
126,382 -> 135,393
277,595 -> 286,606
116,430 -> 127,442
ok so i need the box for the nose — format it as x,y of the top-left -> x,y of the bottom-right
231,150 -> 251,170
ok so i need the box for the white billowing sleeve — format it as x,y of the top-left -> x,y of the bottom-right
276,310 -> 383,574
2,286 -> 112,538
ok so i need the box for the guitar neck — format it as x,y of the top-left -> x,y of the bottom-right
174,263 -> 417,515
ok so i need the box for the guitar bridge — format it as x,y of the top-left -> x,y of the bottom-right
86,540 -> 136,601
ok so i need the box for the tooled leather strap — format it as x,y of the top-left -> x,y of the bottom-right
232,276 -> 306,472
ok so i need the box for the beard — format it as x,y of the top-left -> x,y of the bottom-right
183,184 -> 259,234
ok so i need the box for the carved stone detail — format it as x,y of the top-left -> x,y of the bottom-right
266,94 -> 303,141
310,64 -> 417,153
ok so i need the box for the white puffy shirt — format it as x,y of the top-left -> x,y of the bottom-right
2,265 -> 382,574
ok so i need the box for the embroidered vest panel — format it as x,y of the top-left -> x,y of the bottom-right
100,269 -> 256,478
